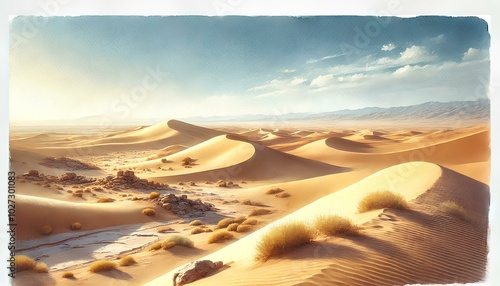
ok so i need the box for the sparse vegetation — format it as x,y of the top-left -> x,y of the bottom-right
315,215 -> 360,236
358,191 -> 409,213
191,227 -> 205,235
33,262 -> 49,273
165,235 -> 194,248
119,255 -> 136,266
241,199 -> 264,206
242,218 -> 258,225
157,226 -> 174,233
249,208 -> 272,216
70,222 -> 82,230
226,223 -> 240,232
62,271 -> 75,279
276,192 -> 291,198
148,242 -> 162,251
266,188 -> 284,195
208,230 -> 234,244
15,255 -> 37,272
217,218 -> 237,229
142,208 -> 156,216
161,241 -> 177,250
255,222 -> 313,262
149,191 -> 160,199
89,260 -> 117,273
41,225 -> 53,235
181,157 -> 196,166
441,201 -> 466,220
236,224 -> 253,233
161,158 -> 168,163
189,220 -> 203,226
97,197 -> 115,203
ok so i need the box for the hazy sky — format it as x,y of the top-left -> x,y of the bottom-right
9,16 -> 490,124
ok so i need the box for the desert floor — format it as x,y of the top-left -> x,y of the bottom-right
9,119 -> 490,286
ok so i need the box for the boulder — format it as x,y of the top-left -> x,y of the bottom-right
172,260 -> 223,286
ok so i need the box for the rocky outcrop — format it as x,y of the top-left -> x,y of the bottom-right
95,170 -> 169,191
155,193 -> 215,217
172,260 -> 224,286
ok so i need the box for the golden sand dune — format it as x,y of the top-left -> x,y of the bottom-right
145,162 -> 488,286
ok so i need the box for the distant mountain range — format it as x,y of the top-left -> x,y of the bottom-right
183,99 -> 490,123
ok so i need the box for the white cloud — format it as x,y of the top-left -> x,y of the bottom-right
307,53 -> 345,64
290,77 -> 307,86
310,74 -> 334,87
249,77 -> 308,98
281,69 -> 296,73
381,43 -> 396,51
462,48 -> 488,62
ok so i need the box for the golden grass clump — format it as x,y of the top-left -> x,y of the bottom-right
217,218 -> 236,229
189,220 -> 204,226
97,197 -> 115,203
358,191 -> 409,213
226,223 -> 240,232
119,255 -> 136,266
156,226 -> 174,233
205,228 -> 213,233
236,224 -> 253,233
181,157 -> 195,166
148,242 -> 163,251
242,218 -> 258,225
15,255 -> 37,272
266,188 -> 284,195
256,222 -> 313,262
441,201 -> 466,220
142,208 -> 156,216
41,225 -> 53,235
33,262 -> 49,273
276,192 -> 291,198
165,235 -> 194,248
249,208 -> 272,216
315,215 -> 360,236
208,230 -> 234,244
89,260 -> 117,273
149,191 -> 160,200
70,222 -> 82,230
161,241 -> 177,250
191,227 -> 205,235
62,271 -> 75,278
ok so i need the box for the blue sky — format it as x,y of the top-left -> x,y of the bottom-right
9,16 -> 490,123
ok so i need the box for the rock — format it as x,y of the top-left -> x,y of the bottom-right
117,170 -> 124,177
26,170 -> 39,176
124,170 -> 135,178
173,260 -> 224,286
60,172 -> 77,181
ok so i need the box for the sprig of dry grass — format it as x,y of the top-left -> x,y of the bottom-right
226,223 -> 240,232
15,255 -> 37,272
315,215 -> 360,236
62,271 -> 75,279
256,222 -> 313,262
165,235 -> 194,248
208,230 -> 234,244
89,260 -> 117,273
441,201 -> 466,220
33,262 -> 49,273
148,242 -> 162,251
358,191 -> 409,213
156,226 -> 174,233
242,218 -> 258,225
249,208 -> 272,216
189,220 -> 203,226
191,227 -> 205,235
265,188 -> 284,195
236,224 -> 253,233
119,255 -> 136,266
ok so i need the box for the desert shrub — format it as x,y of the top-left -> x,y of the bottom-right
441,201 -> 466,220
217,218 -> 236,229
226,223 -> 240,232
70,222 -> 82,230
41,225 -> 53,235
97,197 -> 115,203
236,224 -> 253,233
276,192 -> 291,198
191,227 -> 205,235
255,222 -> 313,262
315,215 -> 360,236
181,157 -> 195,166
189,220 -> 203,226
242,218 -> 258,225
266,188 -> 284,195
89,260 -> 117,273
205,228 -> 213,233
149,192 -> 160,200
208,230 -> 234,244
156,226 -> 174,233
33,262 -> 49,273
161,158 -> 168,163
142,208 -> 156,216
249,208 -> 272,216
358,191 -> 409,213
178,182 -> 184,185
15,255 -> 36,272
240,199 -> 252,205
189,181 -> 196,186
148,242 -> 162,251
62,271 -> 74,278
234,216 -> 247,223
72,192 -> 83,197
165,235 -> 194,248
119,255 -> 136,266
161,241 -> 177,250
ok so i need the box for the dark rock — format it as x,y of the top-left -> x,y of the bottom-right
173,260 -> 223,286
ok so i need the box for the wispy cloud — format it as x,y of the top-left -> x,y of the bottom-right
381,43 -> 396,51
307,53 -> 346,64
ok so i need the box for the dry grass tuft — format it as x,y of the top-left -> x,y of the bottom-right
226,223 -> 240,232
236,224 -> 253,233
315,215 -> 360,236
161,241 -> 177,250
242,218 -> 258,225
276,192 -> 291,198
149,192 -> 160,200
208,230 -> 234,244
156,226 -> 174,233
70,222 -> 82,230
441,201 -> 466,220
358,191 -> 409,213
217,218 -> 236,229
15,255 -> 37,272
148,242 -> 162,251
256,222 -> 313,261
119,255 -> 136,266
249,208 -> 272,216
191,227 -> 205,235
142,208 -> 156,216
181,157 -> 196,166
205,228 -> 213,233
165,235 -> 194,248
33,262 -> 49,273
89,260 -> 117,273
97,197 -> 115,203
189,220 -> 203,226
62,271 -> 75,279
41,225 -> 53,235
266,188 -> 284,195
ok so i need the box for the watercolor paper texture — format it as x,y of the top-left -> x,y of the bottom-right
8,16 -> 490,285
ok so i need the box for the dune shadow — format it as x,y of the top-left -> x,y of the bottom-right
349,233 -> 405,257
277,241 -> 366,261
97,269 -> 133,280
